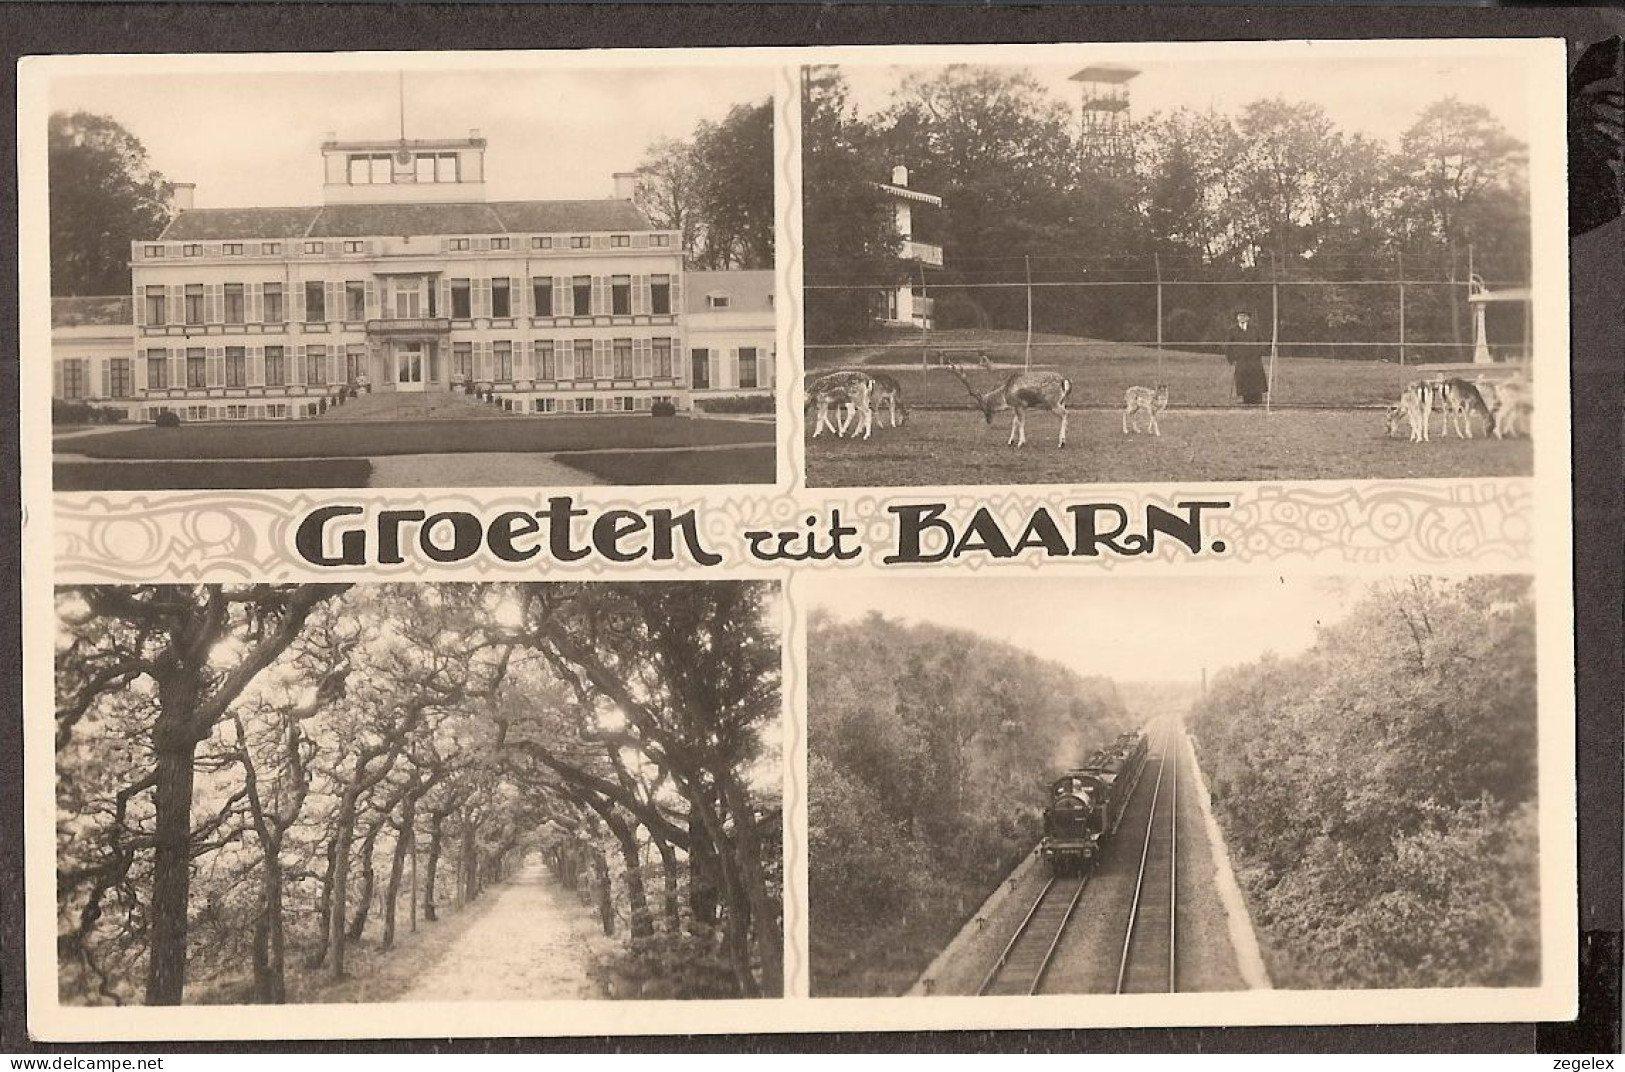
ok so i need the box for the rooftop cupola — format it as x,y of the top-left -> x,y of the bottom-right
321,130 -> 488,205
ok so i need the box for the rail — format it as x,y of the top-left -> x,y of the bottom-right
1114,724 -> 1179,994
976,874 -> 1088,996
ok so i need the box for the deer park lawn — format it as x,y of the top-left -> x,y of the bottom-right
805,408 -> 1533,487
806,331 -> 1532,485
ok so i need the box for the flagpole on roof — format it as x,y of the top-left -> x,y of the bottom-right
398,71 -> 406,142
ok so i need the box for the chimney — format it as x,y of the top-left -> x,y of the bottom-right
171,182 -> 196,212
891,164 -> 909,187
612,171 -> 637,200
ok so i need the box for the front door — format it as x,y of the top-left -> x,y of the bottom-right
396,343 -> 425,392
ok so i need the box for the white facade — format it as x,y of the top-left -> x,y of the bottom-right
684,271 -> 776,402
875,165 -> 943,331
52,132 -> 773,421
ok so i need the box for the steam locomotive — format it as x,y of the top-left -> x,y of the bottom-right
1039,730 -> 1150,875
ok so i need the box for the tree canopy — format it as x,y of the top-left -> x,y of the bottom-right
56,582 -> 782,1005
1187,576 -> 1539,988
807,609 -> 1129,995
49,111 -> 174,297
634,99 -> 774,270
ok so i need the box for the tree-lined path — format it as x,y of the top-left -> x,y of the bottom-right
56,582 -> 783,1005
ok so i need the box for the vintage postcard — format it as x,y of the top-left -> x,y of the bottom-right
19,39 -> 1576,1042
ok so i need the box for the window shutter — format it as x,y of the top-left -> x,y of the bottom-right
592,276 -> 607,316
168,285 -> 184,325
473,279 -> 487,318
326,348 -> 339,385
365,280 -> 378,320
592,338 -> 609,379
291,283 -> 305,324
592,236 -> 608,250
52,361 -> 63,399
512,276 -> 525,318
669,275 -> 682,315
439,278 -> 453,318
553,278 -> 567,318
632,234 -> 649,249
204,243 -> 221,258
709,351 -> 722,390
169,349 -> 183,390
98,358 -> 110,398
635,338 -> 652,379
207,346 -> 223,388
291,345 -> 305,386
328,282 -> 342,322
474,237 -> 490,252
247,282 -> 262,323
132,285 -> 145,327
204,284 -> 219,325
134,355 -> 147,392
248,346 -> 264,387
381,345 -> 394,385
633,275 -> 648,316
761,349 -> 774,388
326,241 -> 340,256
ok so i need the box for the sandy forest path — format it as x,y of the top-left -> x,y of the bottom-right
391,862 -> 609,1003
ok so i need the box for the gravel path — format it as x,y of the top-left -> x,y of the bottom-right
390,863 -> 609,1003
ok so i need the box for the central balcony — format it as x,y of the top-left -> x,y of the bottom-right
366,317 -> 451,336
899,239 -> 944,267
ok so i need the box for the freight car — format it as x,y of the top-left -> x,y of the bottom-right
1040,730 -> 1150,875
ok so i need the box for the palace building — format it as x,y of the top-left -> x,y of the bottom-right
51,130 -> 775,421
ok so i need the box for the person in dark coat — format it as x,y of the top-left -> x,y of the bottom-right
1224,309 -> 1270,405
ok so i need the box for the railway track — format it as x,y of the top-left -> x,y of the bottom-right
977,873 -> 1088,995
1115,725 -> 1178,993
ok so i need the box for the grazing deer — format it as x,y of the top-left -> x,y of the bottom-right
1122,385 -> 1169,436
807,371 -> 876,440
1391,380 -> 1435,442
1435,376 -> 1495,439
1478,376 -> 1533,439
946,360 -> 1073,448
864,373 -> 909,429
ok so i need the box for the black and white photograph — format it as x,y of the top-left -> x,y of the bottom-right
807,574 -> 1543,999
802,43 -> 1555,487
53,582 -> 784,1005
47,62 -> 778,491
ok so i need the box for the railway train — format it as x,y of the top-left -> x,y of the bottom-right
1039,730 -> 1150,875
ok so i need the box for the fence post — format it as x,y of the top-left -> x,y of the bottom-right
1154,252 -> 1165,375
1024,254 -> 1033,371
1267,254 -> 1279,414
1397,251 -> 1407,367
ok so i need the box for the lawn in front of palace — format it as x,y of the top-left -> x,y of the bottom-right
806,409 -> 1532,487
56,414 -> 774,461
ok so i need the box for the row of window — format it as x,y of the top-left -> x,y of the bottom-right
141,275 -> 678,326
347,152 -> 461,186
143,234 -> 670,258
152,396 -> 681,423
67,341 -> 764,396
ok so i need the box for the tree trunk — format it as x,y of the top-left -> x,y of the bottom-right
592,848 -> 615,936
423,814 -> 443,922
460,819 -> 477,904
144,734 -> 197,1005
654,834 -> 681,931
346,820 -> 384,943
328,789 -> 360,979
382,796 -> 414,951
251,845 -> 288,1003
606,814 -> 653,939
687,804 -> 720,926
689,787 -> 758,998
308,832 -> 339,969
722,774 -> 783,997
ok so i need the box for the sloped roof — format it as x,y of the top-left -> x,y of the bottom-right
155,199 -> 656,241
53,296 -> 133,328
489,200 -> 652,233
686,270 -> 774,314
158,207 -> 322,241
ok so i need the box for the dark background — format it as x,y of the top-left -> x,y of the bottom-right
1,3 -> 1620,1054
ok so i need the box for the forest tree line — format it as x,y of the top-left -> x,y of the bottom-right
1187,576 -> 1539,989
804,65 -> 1530,351
55,582 -> 782,1005
808,610 -> 1129,996
49,99 -> 775,297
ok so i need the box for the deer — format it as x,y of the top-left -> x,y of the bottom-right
1434,376 -> 1496,439
945,355 -> 1072,449
807,371 -> 876,440
863,372 -> 909,430
1477,375 -> 1533,439
1389,380 -> 1436,443
1122,385 -> 1169,436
